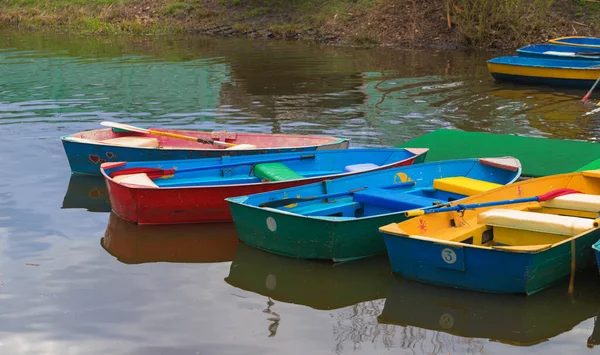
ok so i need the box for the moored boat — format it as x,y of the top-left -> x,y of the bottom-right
226,157 -> 521,261
101,147 -> 428,225
549,36 -> 600,48
380,170 -> 600,295
487,56 -> 600,88
378,271 -> 600,347
517,43 -> 600,60
101,212 -> 238,264
62,126 -> 350,176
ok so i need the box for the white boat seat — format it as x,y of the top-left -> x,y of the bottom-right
113,173 -> 159,188
478,209 -> 595,236
101,136 -> 160,148
540,193 -> 600,212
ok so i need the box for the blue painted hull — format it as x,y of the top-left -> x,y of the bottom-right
517,44 -> 600,60
383,225 -> 600,295
62,137 -> 348,176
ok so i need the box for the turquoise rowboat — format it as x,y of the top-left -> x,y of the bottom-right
226,157 -> 522,261
594,239 -> 600,275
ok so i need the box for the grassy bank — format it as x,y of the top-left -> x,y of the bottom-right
1,0 -> 600,49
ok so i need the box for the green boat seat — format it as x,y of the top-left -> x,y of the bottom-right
353,189 -> 441,210
254,163 -> 304,182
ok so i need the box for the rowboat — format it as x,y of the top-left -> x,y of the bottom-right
398,128 -> 600,177
549,36 -> 600,48
101,147 -> 428,225
380,170 -> 600,295
378,271 -> 600,346
517,43 -> 600,60
226,157 -> 521,261
101,212 -> 238,264
225,242 -> 391,310
62,127 -> 350,176
487,56 -> 600,88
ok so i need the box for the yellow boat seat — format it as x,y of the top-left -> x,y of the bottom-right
478,209 -> 595,236
433,177 -> 502,196
113,173 -> 159,188
540,193 -> 600,212
101,136 -> 160,148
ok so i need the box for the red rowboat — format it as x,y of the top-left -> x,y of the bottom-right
101,148 -> 428,225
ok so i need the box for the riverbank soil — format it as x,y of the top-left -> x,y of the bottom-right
1,0 -> 600,49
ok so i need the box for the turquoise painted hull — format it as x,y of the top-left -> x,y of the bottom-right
383,225 -> 600,295
227,158 -> 521,261
594,239 -> 600,275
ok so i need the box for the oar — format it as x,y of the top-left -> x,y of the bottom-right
582,76 -> 600,103
100,121 -> 255,148
108,154 -> 316,179
259,181 -> 416,208
404,188 -> 581,217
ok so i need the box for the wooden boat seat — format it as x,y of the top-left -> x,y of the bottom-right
433,177 -> 502,196
344,163 -> 379,173
101,136 -> 160,148
540,193 -> 600,212
253,163 -> 304,182
353,190 -> 441,210
113,173 -> 159,188
478,209 -> 595,236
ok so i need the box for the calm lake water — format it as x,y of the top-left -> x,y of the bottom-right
0,29 -> 599,354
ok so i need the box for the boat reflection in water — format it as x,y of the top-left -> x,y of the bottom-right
62,175 -> 111,212
378,271 -> 600,347
101,212 -> 238,264
225,242 -> 392,310
590,313 -> 600,349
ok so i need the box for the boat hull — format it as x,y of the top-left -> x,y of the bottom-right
104,148 -> 426,225
62,128 -> 349,176
549,36 -> 600,48
383,229 -> 599,294
594,239 -> 600,275
487,62 -> 600,88
228,202 -> 410,261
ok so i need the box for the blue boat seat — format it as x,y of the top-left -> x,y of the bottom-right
353,189 -> 442,210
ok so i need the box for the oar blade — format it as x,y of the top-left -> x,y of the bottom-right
101,121 -> 149,134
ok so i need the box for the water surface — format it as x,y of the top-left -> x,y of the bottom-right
0,29 -> 599,354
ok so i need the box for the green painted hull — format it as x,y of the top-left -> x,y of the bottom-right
228,202 -> 409,261
398,129 -> 600,177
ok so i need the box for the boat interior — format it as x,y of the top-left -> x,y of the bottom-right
387,179 -> 600,252
269,176 -> 504,219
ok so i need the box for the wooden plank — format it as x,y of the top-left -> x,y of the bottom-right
397,129 -> 600,177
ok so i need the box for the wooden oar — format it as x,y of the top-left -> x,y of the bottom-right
108,154 -> 316,179
100,121 -> 255,148
582,76 -> 600,103
404,188 -> 580,217
259,181 -> 416,208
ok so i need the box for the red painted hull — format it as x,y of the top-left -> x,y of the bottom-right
104,157 -> 420,225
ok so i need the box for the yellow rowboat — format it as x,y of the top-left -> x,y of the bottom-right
380,170 -> 600,295
487,56 -> 600,88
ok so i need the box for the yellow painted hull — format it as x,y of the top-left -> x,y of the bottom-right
549,36 -> 600,49
487,62 -> 600,80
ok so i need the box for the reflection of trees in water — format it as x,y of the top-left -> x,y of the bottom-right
332,300 -> 488,355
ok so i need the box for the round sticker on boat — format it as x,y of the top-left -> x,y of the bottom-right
439,313 -> 454,329
266,217 -> 277,232
441,248 -> 457,264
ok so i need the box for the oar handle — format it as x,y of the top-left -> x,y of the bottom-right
148,129 -> 233,147
404,196 -> 539,217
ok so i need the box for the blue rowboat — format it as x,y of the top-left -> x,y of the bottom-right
226,157 -> 521,261
517,43 -> 600,60
380,170 -> 600,295
487,56 -> 600,88
61,127 -> 350,176
101,147 -> 428,225
378,272 -> 600,346
549,36 -> 600,48
594,239 -> 600,275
